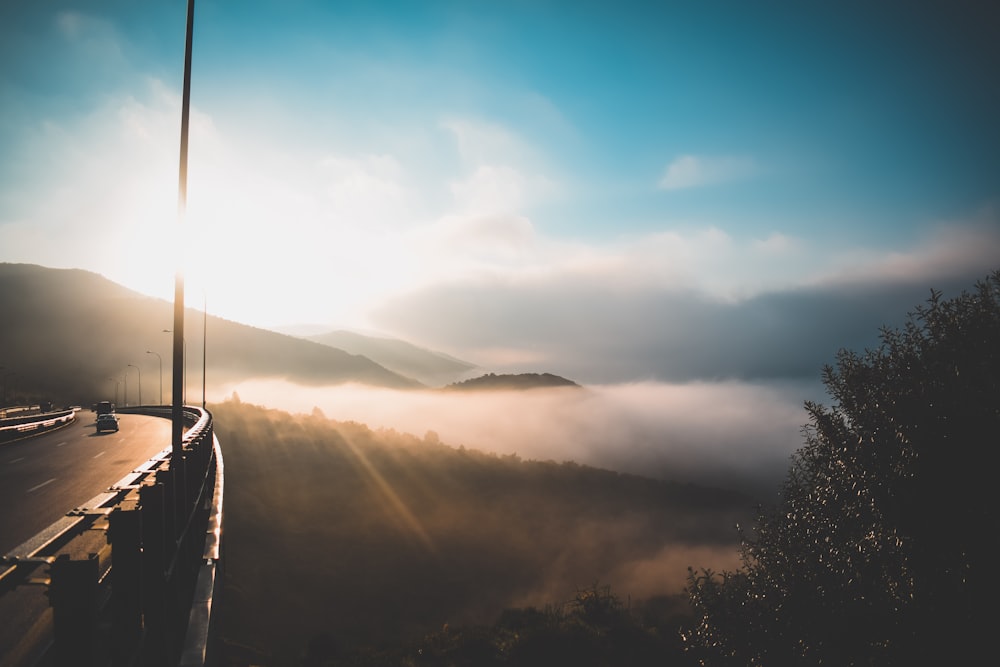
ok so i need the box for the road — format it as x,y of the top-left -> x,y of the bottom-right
0,410 -> 171,555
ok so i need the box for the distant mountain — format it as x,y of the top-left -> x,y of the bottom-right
304,329 -> 478,387
0,263 -> 420,405
444,372 -> 581,391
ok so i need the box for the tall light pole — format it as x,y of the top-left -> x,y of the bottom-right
163,330 -> 187,404
108,378 -> 119,405
147,351 -> 163,405
128,364 -> 142,406
172,0 -> 195,458
123,370 -> 128,407
202,293 -> 207,408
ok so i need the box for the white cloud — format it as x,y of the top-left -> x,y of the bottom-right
54,11 -> 125,64
441,117 -> 533,167
402,222 -> 806,301
658,154 -> 758,191
315,153 -> 412,227
752,232 -> 800,254
429,213 -> 536,254
367,212 -> 999,386
441,117 -> 557,215
55,11 -> 96,40
450,164 -> 530,214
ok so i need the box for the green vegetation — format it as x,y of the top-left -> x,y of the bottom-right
684,271 -> 999,665
211,398 -> 751,666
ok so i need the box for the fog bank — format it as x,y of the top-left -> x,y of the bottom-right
212,379 -> 821,496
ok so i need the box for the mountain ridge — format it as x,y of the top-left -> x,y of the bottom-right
303,329 -> 479,387
0,263 -> 420,404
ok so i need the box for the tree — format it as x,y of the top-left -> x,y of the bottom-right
684,271 -> 1000,666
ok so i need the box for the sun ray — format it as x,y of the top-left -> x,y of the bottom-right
340,432 -> 436,553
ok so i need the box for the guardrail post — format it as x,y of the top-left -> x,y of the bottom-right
48,553 -> 99,666
175,449 -> 201,654
173,455 -> 188,543
141,482 -> 169,666
109,506 -> 142,666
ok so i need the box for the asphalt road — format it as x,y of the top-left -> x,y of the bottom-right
0,410 -> 172,555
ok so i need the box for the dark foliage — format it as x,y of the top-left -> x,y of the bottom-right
302,586 -> 698,667
684,271 -> 1000,665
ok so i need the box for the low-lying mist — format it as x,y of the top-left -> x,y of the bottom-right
212,378 -> 819,497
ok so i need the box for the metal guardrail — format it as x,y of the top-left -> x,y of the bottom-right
0,405 -> 42,419
179,435 -> 223,667
0,408 -> 76,442
0,406 -> 224,667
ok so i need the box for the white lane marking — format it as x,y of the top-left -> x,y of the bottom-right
94,451 -> 106,459
56,441 -> 67,447
8,457 -> 24,464
28,478 -> 56,493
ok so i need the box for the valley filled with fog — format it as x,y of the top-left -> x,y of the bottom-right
211,399 -> 757,660
213,377 -> 823,498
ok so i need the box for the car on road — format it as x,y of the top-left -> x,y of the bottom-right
96,413 -> 119,433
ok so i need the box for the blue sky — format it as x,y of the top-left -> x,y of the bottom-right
2,0 -> 998,387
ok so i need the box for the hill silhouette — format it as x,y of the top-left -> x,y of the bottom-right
211,398 -> 752,664
444,372 -> 581,391
0,263 -> 419,406
305,329 -> 478,387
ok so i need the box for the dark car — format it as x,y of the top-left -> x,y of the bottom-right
96,413 -> 119,433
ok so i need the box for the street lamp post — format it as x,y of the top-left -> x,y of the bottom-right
202,293 -> 207,408
108,378 -> 119,405
123,371 -> 128,407
128,364 -> 142,406
171,0 -> 195,461
147,351 -> 163,405
163,330 -> 187,404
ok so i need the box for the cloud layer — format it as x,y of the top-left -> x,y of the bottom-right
370,220 -> 1000,385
